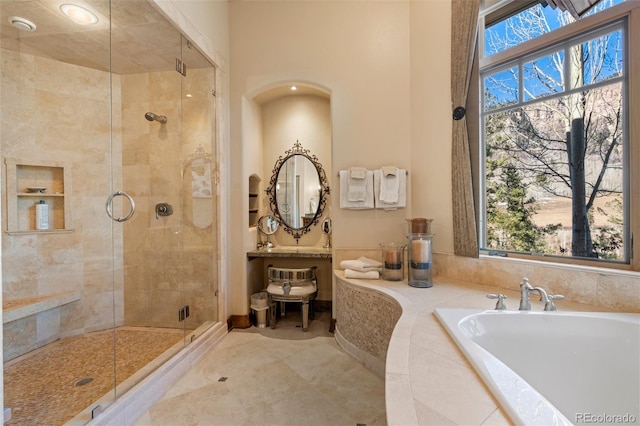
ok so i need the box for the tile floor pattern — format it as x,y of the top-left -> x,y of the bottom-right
135,311 -> 387,426
3,327 -> 184,426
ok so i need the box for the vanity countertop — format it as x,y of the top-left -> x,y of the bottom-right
334,270 -> 610,425
247,246 -> 332,259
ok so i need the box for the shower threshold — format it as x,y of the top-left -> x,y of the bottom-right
67,322 -> 218,425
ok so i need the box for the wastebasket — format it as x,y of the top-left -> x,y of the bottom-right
251,292 -> 269,328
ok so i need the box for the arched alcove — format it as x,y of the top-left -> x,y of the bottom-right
250,82 -> 332,247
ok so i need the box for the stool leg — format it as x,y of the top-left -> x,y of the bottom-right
280,301 -> 286,317
269,301 -> 276,329
302,300 -> 309,331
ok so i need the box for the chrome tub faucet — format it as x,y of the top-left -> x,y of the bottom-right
518,277 -> 564,311
519,277 -> 535,310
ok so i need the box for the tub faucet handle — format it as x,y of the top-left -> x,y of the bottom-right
545,294 -> 565,311
486,294 -> 507,310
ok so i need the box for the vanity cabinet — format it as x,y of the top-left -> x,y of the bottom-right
247,248 -> 333,306
5,158 -> 73,234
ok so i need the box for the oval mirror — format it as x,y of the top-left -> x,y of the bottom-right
266,141 -> 330,242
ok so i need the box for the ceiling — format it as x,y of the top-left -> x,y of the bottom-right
253,84 -> 330,104
0,0 -> 212,74
0,0 -> 329,103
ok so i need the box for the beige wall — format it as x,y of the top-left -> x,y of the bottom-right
230,1 -> 453,316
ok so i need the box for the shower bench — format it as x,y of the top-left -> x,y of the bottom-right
3,290 -> 81,361
3,290 -> 80,324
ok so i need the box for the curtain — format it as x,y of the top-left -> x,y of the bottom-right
450,0 -> 480,258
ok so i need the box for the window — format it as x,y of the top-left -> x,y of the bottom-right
479,0 -> 637,266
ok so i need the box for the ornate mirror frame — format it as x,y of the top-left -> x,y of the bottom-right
266,141 -> 330,243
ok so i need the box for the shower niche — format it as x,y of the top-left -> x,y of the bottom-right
4,158 -> 72,233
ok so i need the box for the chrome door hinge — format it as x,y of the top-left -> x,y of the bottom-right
178,305 -> 190,322
175,58 -> 187,76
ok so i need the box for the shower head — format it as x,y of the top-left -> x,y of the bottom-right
145,112 -> 167,123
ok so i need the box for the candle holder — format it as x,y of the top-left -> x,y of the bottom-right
380,242 -> 405,281
406,218 -> 433,234
407,233 -> 433,288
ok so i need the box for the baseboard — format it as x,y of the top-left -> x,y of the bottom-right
228,314 -> 251,329
315,300 -> 332,312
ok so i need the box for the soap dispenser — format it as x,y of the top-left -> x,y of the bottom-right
35,199 -> 49,230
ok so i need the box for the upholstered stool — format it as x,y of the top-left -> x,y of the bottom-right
266,266 -> 317,331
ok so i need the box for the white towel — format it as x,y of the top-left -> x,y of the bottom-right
381,166 -> 397,176
344,269 -> 380,279
340,170 -> 374,209
379,167 -> 399,203
374,169 -> 406,210
350,167 -> 367,179
356,256 -> 383,268
340,257 -> 382,272
347,167 -> 367,201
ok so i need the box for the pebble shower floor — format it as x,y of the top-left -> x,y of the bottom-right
4,327 -> 184,425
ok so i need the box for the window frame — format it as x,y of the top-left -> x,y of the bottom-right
476,0 -> 639,271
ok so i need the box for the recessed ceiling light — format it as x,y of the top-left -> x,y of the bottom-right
290,86 -> 297,91
8,16 -> 36,31
60,4 -> 99,26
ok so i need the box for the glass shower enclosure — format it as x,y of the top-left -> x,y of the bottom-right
0,0 -> 219,423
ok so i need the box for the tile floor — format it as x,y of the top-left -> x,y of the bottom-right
133,311 -> 387,426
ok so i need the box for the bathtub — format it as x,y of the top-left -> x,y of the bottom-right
435,309 -> 640,425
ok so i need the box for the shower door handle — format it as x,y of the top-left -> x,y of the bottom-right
106,191 -> 136,222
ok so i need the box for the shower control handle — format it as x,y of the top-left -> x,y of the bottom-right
155,203 -> 173,220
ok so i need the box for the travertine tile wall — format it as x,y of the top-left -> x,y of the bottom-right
2,49 -> 217,357
120,67 -> 217,329
333,248 -> 640,313
433,253 -> 640,313
1,50 -> 123,343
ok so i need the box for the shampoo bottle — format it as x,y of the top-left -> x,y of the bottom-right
36,200 -> 49,230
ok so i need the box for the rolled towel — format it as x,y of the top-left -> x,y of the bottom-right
344,269 -> 380,279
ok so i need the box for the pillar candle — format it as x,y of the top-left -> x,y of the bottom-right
411,240 -> 431,263
385,249 -> 401,265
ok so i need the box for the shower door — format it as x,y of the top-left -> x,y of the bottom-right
1,0 -> 218,423
112,0 -> 219,397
